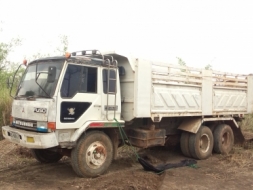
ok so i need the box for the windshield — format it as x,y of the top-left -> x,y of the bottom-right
16,59 -> 65,98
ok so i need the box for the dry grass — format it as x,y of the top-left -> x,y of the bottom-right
222,147 -> 253,165
223,113 -> 253,171
117,145 -> 140,163
240,114 -> 253,133
216,143 -> 253,178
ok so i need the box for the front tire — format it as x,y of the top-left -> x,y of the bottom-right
189,126 -> 214,160
31,149 -> 63,163
71,131 -> 113,178
213,124 -> 234,154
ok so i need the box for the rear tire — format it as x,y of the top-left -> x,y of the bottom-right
71,131 -> 113,178
180,132 -> 191,157
213,124 -> 234,154
189,126 -> 213,160
31,149 -> 63,163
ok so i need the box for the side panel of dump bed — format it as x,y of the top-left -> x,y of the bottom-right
151,63 -> 203,117
111,52 -> 253,122
150,62 -> 252,120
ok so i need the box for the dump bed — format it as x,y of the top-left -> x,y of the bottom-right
105,53 -> 253,122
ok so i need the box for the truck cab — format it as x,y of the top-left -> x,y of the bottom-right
2,50 -> 124,177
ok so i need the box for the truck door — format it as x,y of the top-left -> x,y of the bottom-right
57,64 -> 102,128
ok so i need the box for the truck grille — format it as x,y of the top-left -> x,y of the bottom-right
12,119 -> 37,131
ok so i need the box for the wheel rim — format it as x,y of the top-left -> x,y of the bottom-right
199,134 -> 210,153
86,141 -> 107,169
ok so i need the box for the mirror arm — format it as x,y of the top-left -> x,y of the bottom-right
10,63 -> 23,98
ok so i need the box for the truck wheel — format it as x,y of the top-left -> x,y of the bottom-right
180,132 -> 191,157
189,126 -> 213,160
71,131 -> 113,178
31,149 -> 63,163
213,124 -> 234,154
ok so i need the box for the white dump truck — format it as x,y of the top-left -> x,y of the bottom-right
2,50 -> 253,177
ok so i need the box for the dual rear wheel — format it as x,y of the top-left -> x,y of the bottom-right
180,124 -> 234,159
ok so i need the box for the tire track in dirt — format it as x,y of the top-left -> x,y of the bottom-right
0,139 -> 16,158
0,161 -> 71,181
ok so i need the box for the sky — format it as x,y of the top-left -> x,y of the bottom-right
0,0 -> 253,74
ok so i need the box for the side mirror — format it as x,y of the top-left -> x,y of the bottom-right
47,66 -> 56,83
118,66 -> 125,76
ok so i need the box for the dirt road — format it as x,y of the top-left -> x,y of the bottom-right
1,139 -> 253,190
0,140 -> 163,190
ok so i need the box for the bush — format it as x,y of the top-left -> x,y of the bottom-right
240,114 -> 253,133
0,73 -> 13,140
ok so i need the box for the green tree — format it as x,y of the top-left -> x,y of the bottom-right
177,57 -> 186,67
31,52 -> 50,60
0,38 -> 21,71
29,35 -> 69,60
205,64 -> 212,70
56,35 -> 69,55
0,30 -> 22,138
177,57 -> 187,72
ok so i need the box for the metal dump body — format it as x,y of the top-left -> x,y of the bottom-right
105,53 -> 253,122
150,62 -> 253,121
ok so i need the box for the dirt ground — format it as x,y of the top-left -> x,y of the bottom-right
0,140 -> 164,190
1,136 -> 253,190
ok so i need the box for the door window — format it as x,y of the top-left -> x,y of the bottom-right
61,65 -> 97,98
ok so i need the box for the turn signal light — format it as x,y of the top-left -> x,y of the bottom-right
23,59 -> 27,66
2,129 -> 6,136
65,52 -> 71,58
48,122 -> 56,131
10,116 -> 13,125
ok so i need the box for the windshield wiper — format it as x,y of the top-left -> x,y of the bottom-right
15,94 -> 51,100
33,95 -> 51,98
35,64 -> 51,98
15,95 -> 27,99
27,95 -> 51,100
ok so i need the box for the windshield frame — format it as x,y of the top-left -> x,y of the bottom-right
16,58 -> 66,99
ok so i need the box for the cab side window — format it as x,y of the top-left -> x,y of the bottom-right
103,69 -> 116,94
61,65 -> 97,98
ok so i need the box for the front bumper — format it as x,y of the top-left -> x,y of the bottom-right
2,126 -> 59,149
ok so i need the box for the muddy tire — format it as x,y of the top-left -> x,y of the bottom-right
31,149 -> 63,163
180,132 -> 191,157
213,124 -> 234,154
71,131 -> 113,178
189,126 -> 213,160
